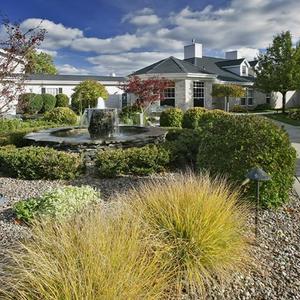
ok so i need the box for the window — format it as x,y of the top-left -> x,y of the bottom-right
266,93 -> 271,104
242,65 -> 247,76
193,81 -> 205,107
121,93 -> 128,108
161,82 -> 175,107
43,88 -> 59,96
240,88 -> 254,106
247,88 -> 254,105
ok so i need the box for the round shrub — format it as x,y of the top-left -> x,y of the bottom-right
119,105 -> 141,124
17,93 -> 43,114
55,93 -> 70,107
230,105 -> 248,113
159,108 -> 183,128
182,107 -> 207,129
128,173 -> 249,296
43,107 -> 78,125
196,115 -> 296,207
14,186 -> 100,222
41,94 -> 56,112
0,146 -> 83,180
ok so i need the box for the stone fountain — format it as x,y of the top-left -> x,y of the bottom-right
24,98 -> 167,155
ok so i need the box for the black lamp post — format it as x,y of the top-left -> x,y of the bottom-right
246,168 -> 271,238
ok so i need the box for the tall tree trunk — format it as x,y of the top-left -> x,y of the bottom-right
282,92 -> 287,114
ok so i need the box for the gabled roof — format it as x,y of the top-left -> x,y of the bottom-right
184,56 -> 254,83
133,56 -> 212,75
25,74 -> 126,82
216,58 -> 245,67
249,60 -> 258,67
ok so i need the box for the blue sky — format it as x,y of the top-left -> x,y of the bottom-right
2,0 -> 300,75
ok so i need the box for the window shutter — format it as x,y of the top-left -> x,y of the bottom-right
41,88 -> 46,94
59,88 -> 63,94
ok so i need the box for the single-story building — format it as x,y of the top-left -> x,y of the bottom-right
132,42 -> 300,111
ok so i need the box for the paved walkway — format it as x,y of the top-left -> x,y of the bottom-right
275,121 -> 300,196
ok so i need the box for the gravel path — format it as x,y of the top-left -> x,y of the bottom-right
0,175 -> 299,299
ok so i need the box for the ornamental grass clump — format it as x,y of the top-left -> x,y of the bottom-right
0,209 -> 171,300
126,173 -> 250,296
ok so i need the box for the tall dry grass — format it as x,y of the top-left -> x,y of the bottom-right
124,173 -> 250,296
0,210 -> 172,300
1,173 -> 250,299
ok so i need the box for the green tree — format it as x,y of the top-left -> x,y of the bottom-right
255,31 -> 300,113
71,80 -> 109,114
211,84 -> 245,112
26,50 -> 57,75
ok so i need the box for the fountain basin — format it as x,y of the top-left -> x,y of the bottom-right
24,125 -> 167,152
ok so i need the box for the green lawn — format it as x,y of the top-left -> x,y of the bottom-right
265,113 -> 300,126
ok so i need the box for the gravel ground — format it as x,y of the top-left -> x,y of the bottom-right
0,175 -> 299,299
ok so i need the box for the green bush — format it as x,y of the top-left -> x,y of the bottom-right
41,94 -> 56,112
17,93 -> 43,114
55,94 -> 70,107
159,108 -> 183,128
163,128 -> 202,168
95,149 -> 128,178
0,146 -> 83,180
288,108 -> 300,120
14,186 -> 100,222
0,119 -> 58,147
182,107 -> 207,129
119,105 -> 141,124
196,115 -> 296,207
71,96 -> 97,114
95,145 -> 169,177
255,103 -> 272,111
43,107 -> 78,125
230,105 -> 248,113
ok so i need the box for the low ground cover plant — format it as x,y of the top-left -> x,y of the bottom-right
43,107 -> 78,125
0,146 -> 83,180
288,108 -> 300,120
196,115 -> 296,207
14,186 -> 100,222
159,107 -> 183,128
95,145 -> 169,177
0,174 -> 249,299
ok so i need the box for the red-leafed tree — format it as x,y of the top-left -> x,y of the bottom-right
121,75 -> 173,114
0,17 -> 46,115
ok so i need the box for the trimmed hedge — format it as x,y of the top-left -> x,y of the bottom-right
43,107 -> 78,125
255,103 -> 272,111
95,145 -> 169,177
196,115 -> 296,207
160,108 -> 183,128
14,186 -> 99,222
41,94 -> 56,112
0,146 -> 83,180
0,119 -> 58,147
182,107 -> 207,129
55,94 -> 70,107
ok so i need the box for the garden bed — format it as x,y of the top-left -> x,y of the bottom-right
0,175 -> 299,299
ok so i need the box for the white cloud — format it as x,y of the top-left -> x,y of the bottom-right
20,18 -> 83,50
129,15 -> 160,26
37,49 -> 58,57
234,48 -> 260,61
87,51 -> 183,76
57,64 -> 90,75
